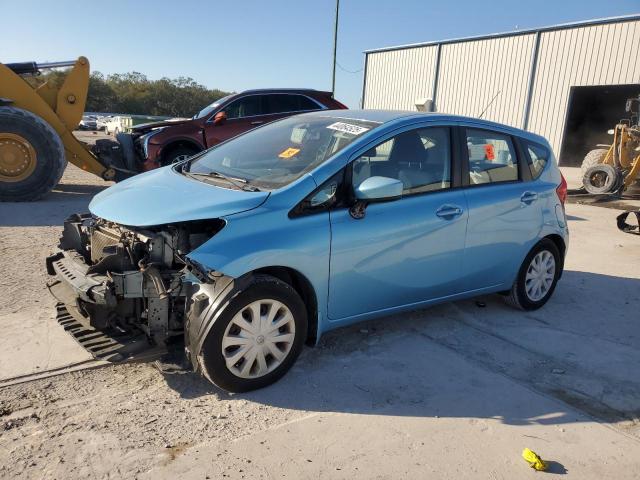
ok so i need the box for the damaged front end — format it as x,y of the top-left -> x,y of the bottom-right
46,213 -> 225,360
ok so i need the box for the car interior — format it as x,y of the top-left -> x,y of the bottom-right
352,128 -> 451,194
467,132 -> 519,184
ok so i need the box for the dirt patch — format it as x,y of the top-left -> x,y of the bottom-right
0,363 -> 307,479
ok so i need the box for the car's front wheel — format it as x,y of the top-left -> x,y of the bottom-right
505,239 -> 561,310
200,275 -> 308,392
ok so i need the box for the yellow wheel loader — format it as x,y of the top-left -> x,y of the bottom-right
0,57 -> 118,201
581,95 -> 640,195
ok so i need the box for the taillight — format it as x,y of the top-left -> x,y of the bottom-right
556,173 -> 568,205
332,99 -> 349,109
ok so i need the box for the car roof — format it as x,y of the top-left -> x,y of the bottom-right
300,109 -> 549,144
239,88 -> 333,96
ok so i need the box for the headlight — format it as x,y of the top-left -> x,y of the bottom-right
140,127 -> 167,158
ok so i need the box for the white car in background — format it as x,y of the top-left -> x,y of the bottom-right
103,116 -> 125,135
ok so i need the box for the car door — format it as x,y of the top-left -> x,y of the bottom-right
328,124 -> 469,321
461,126 -> 543,291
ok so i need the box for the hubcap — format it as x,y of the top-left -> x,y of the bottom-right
172,154 -> 191,164
0,133 -> 37,182
222,299 -> 296,379
525,250 -> 556,302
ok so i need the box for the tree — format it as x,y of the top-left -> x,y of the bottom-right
25,69 -> 230,117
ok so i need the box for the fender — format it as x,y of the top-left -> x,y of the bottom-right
183,271 -> 253,372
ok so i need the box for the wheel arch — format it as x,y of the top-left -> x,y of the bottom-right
253,266 -> 319,345
543,233 -> 566,277
161,138 -> 203,163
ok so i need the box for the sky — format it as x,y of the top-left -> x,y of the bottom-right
2,0 -> 639,109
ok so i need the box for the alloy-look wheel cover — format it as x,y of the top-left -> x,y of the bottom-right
222,299 -> 296,379
525,250 -> 556,302
0,133 -> 37,182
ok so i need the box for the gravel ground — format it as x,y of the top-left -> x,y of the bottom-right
1,155 -> 639,479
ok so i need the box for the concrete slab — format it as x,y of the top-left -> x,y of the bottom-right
0,310 -> 92,381
146,334 -> 640,480
0,164 -> 108,382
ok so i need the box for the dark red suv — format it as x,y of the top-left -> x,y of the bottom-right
126,89 -> 347,171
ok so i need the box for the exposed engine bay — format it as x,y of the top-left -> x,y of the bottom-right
46,214 -> 224,347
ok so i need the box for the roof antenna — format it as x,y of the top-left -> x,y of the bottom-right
478,90 -> 501,119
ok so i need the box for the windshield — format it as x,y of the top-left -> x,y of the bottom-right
186,115 -> 380,189
194,94 -> 235,119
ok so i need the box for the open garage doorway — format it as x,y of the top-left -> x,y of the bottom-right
559,84 -> 640,166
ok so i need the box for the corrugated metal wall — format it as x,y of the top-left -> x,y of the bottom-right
436,34 -> 535,126
363,45 -> 438,109
363,18 -> 640,157
528,21 -> 640,155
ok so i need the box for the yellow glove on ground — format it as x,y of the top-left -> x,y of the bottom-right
522,448 -> 548,471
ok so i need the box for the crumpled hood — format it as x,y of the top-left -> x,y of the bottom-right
89,166 -> 269,227
131,118 -> 192,133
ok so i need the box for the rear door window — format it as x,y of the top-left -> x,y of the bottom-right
466,129 -> 518,185
265,94 -> 322,114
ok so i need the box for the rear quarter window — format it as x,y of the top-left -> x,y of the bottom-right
524,141 -> 550,179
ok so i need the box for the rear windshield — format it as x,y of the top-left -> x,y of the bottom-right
186,116 -> 379,189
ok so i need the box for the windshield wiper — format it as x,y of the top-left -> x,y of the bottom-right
185,170 -> 261,192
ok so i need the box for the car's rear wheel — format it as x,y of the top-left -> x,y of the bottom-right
505,239 -> 561,310
200,275 -> 307,392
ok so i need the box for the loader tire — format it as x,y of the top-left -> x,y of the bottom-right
0,107 -> 66,201
580,148 -> 608,178
583,164 -> 621,194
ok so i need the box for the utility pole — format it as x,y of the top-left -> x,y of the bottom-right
331,0 -> 340,96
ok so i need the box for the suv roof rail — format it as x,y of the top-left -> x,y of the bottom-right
240,88 -> 330,94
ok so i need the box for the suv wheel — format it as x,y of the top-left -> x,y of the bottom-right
200,275 -> 307,392
505,239 -> 561,310
162,145 -> 199,166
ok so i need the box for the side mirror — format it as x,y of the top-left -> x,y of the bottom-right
213,111 -> 227,125
355,176 -> 403,202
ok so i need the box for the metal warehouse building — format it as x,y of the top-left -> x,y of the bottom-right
361,15 -> 640,165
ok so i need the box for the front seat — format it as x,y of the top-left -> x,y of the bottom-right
370,130 -> 428,182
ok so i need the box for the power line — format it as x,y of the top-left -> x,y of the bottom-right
336,61 -> 363,74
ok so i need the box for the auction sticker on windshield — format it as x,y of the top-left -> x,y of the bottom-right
278,147 -> 301,159
327,122 -> 370,136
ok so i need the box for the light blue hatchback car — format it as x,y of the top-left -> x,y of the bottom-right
47,110 -> 568,392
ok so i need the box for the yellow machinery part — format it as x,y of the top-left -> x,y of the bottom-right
599,124 -> 640,189
623,153 -> 640,188
0,57 -> 114,179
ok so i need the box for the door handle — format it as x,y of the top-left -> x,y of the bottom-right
250,121 -> 264,126
436,205 -> 464,219
520,191 -> 538,204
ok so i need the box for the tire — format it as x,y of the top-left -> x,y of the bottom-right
115,132 -> 137,171
200,274 -> 308,393
505,239 -> 562,311
162,145 -> 199,166
580,148 -> 608,178
0,107 -> 66,201
583,164 -> 620,194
